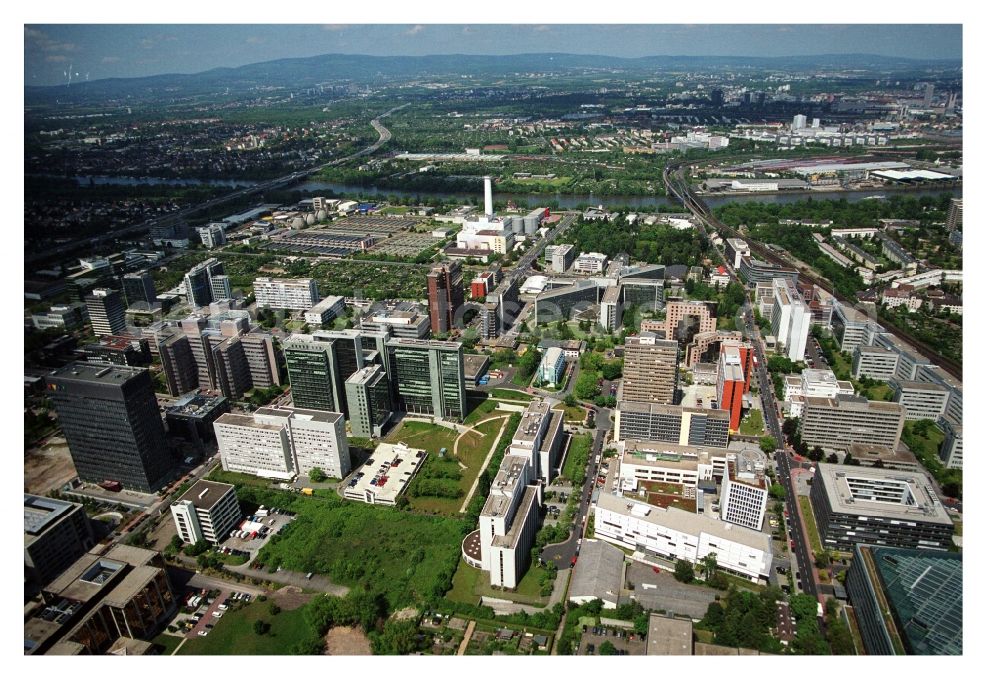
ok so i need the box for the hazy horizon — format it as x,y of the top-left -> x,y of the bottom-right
25,24 -> 961,87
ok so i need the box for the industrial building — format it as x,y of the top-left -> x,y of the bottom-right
170,480 -> 241,546
799,394 -> 905,453
593,491 -> 772,581
846,544 -> 961,655
567,539 -> 625,609
809,463 -> 954,551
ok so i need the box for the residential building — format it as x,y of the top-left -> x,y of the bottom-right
769,278 -> 810,361
573,252 -> 608,274
621,333 -> 679,404
284,331 -> 362,414
476,454 -> 541,589
387,338 -> 467,420
614,401 -> 730,447
799,395 -> 905,452
214,405 -> 351,480
546,244 -> 575,273
810,463 -> 954,551
24,545 -> 176,655
170,480 -> 241,545
716,343 -> 752,431
852,346 -> 900,381
945,198 -> 962,232
85,288 -> 127,337
567,539 -> 625,609
197,223 -> 226,249
183,258 -> 230,307
599,284 -> 623,332
304,295 -> 346,326
891,380 -> 950,421
508,400 -> 564,484
647,300 -> 717,343
536,346 -> 566,386
783,368 -> 854,417
119,271 -> 157,307
253,277 -> 320,311
345,365 -> 393,438
719,451 -> 769,530
427,261 -> 464,334
24,494 -> 95,587
46,362 -> 175,493
846,544 -> 961,656
593,491 -> 772,581
938,418 -> 963,470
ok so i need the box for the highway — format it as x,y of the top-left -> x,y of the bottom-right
26,103 -> 408,266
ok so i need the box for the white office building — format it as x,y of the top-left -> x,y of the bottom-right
938,419 -> 963,470
573,252 -> 609,274
593,492 -> 772,581
536,346 -> 566,385
304,295 -> 346,326
509,400 -> 565,485
719,452 -> 769,531
170,480 -> 241,545
769,278 -> 810,362
476,455 -> 541,589
198,223 -> 227,249
253,277 -> 320,311
784,369 -> 855,417
214,405 -> 350,480
546,244 -> 576,273
617,440 -> 729,493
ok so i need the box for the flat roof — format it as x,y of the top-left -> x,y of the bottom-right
618,400 -> 730,421
894,380 -> 949,393
493,485 -> 540,549
804,394 -> 905,415
815,463 -> 951,524
386,337 -> 462,351
646,615 -> 694,655
24,494 -> 76,536
103,566 -> 160,607
568,539 -> 624,607
596,491 -> 771,551
47,361 -> 147,386
176,480 -> 235,510
343,442 -> 426,505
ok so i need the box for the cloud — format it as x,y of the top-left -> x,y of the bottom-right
403,25 -> 424,36
25,27 -> 76,52
101,56 -> 121,64
45,55 -> 68,63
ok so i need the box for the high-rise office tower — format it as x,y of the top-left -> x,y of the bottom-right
427,261 -> 464,334
284,331 -> 363,415
620,332 -> 679,404
85,288 -> 127,337
946,198 -> 962,232
184,258 -> 229,307
923,83 -> 935,106
345,365 -> 393,438
46,362 -> 175,493
710,88 -> 723,107
716,343 -> 753,432
387,338 -> 466,420
120,271 -> 157,307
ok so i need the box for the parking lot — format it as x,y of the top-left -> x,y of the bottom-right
217,509 -> 295,559
625,562 -> 719,620
169,583 -> 262,643
578,624 -> 644,655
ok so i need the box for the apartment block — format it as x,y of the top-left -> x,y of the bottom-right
253,277 -> 320,311
614,401 -> 730,447
170,480 -> 241,545
621,333 -> 679,404
799,395 -> 905,453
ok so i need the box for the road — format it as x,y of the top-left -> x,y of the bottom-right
26,103 -> 408,266
775,451 -> 818,599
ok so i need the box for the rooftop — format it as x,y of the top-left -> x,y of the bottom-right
24,494 -> 76,537
815,463 -> 951,524
493,485 -> 540,549
646,615 -> 694,655
175,480 -> 235,511
47,362 -> 147,386
567,539 -> 624,607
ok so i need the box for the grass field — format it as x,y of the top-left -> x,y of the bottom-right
739,409 -> 765,437
179,598 -> 313,655
150,632 -> 183,655
464,397 -> 499,426
562,434 -> 592,486
798,496 -> 825,553
446,559 -> 550,607
206,467 -> 275,489
555,403 -> 587,422
491,388 -> 533,402
386,420 -> 460,454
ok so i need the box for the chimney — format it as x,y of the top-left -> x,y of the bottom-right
484,176 -> 493,217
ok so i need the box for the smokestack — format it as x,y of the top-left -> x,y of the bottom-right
484,176 -> 493,217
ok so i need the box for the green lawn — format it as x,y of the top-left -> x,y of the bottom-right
562,434 -> 592,486
860,383 -> 894,402
798,496 -> 825,553
386,420 -> 460,454
446,560 -> 550,607
150,632 -> 183,655
555,403 -> 587,422
179,598 -> 313,655
206,467 -> 275,489
491,388 -> 533,402
464,398 -> 499,426
739,409 -> 765,437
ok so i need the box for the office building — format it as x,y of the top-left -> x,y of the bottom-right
170,480 -> 241,546
792,114 -> 807,129
508,400 -> 564,484
197,223 -> 227,249
470,270 -> 496,299
24,545 -> 175,656
47,363 -> 175,493
85,288 -> 127,337
77,334 -> 152,367
567,539 -> 625,610
253,277 -> 320,311
387,338 -> 467,420
284,331 -> 362,414
783,368 -> 854,417
650,300 -> 717,344
831,301 -> 879,354
599,284 -> 623,332
621,333 -> 679,404
573,252 -> 608,274
24,494 -> 95,587
546,244 -> 575,273
719,451 -> 769,530
800,395 -> 905,453
593,492 -> 772,581
361,301 -> 431,339
427,261 -> 464,334
846,544 -> 961,656
475,455 -> 541,589
938,418 -> 963,470
304,295 -> 346,326
120,271 -> 157,307
852,345 -> 901,381
714,343 -> 750,430
725,238 -> 751,270
737,256 -> 799,289
31,303 -> 88,331
946,198 -> 962,232
184,258 -> 230,307
164,392 -> 230,447
615,401 -> 730,447
155,331 -> 199,396
533,280 -> 602,323
769,278 -> 810,362
536,346 -> 566,386
617,440 -> 729,493
891,380 -> 950,421
810,463 -> 954,551
345,365 -> 393,438
214,405 -> 351,480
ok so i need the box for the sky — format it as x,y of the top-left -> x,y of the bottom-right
24,24 -> 962,87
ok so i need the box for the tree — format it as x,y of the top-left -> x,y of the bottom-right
269,602 -> 282,616
759,436 -> 777,454
184,539 -> 211,557
674,559 -> 695,583
253,619 -> 269,635
701,552 -> 718,582
309,467 -> 327,482
598,640 -> 617,655
814,550 -> 830,568
768,483 -> 786,500
825,452 -> 839,464
808,445 -> 825,462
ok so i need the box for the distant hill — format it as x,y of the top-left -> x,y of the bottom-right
24,51 -> 961,106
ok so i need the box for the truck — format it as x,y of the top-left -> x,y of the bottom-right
99,480 -> 123,492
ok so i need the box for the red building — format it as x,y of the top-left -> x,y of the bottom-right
427,261 -> 465,334
716,343 -> 754,432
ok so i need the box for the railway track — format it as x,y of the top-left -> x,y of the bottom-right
664,165 -> 962,381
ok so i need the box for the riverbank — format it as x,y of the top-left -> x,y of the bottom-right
695,181 -> 963,199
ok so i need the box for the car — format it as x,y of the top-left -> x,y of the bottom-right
219,604 -> 229,610
212,611 -> 223,618
651,566 -> 660,574
197,630 -> 209,636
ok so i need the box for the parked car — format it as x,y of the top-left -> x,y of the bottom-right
197,630 -> 208,637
